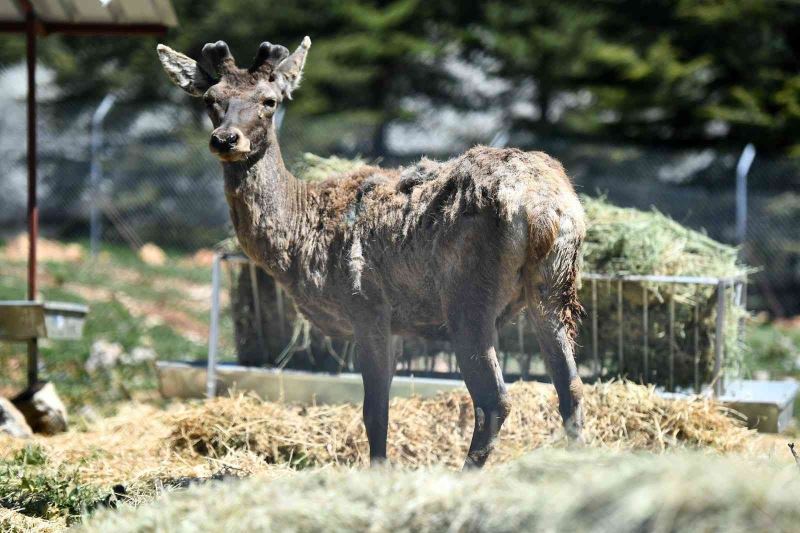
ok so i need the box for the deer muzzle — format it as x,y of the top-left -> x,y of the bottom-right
209,127 -> 251,161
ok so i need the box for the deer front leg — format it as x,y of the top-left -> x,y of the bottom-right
352,307 -> 394,466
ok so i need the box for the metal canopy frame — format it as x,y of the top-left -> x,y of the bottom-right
0,0 -> 177,387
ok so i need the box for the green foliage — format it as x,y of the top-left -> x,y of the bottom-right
747,320 -> 800,376
13,445 -> 48,467
0,451 -> 106,524
473,0 -> 800,149
2,1 -> 798,152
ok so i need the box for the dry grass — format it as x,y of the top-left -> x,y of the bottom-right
0,403 -> 288,505
0,507 -> 60,533
81,448 -> 800,533
0,381 -> 758,492
169,381 -> 756,469
3,381 -> 793,531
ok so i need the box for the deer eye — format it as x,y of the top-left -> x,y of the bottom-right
263,98 -> 277,108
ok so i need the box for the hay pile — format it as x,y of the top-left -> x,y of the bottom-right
0,382 -> 785,530
81,448 -> 800,533
293,152 -> 367,182
581,196 -> 742,278
0,383 -> 756,483
0,507 -> 58,533
169,381 -> 754,468
573,196 -> 747,387
0,403 -> 291,528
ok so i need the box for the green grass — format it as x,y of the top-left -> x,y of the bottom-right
0,240 -> 222,411
0,445 -> 108,525
746,319 -> 800,422
747,320 -> 800,375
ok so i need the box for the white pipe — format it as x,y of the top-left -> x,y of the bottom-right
89,93 -> 117,257
735,143 -> 756,245
207,252 -> 222,398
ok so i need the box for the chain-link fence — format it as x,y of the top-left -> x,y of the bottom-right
1,89 -> 798,316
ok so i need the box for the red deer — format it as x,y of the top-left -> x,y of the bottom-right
157,37 -> 586,468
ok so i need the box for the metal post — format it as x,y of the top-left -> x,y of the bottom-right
735,144 -> 756,246
735,280 -> 746,375
206,253 -> 222,398
26,8 -> 38,387
713,280 -> 727,396
642,284 -> 649,382
89,93 -> 117,256
617,279 -> 624,375
693,297 -> 700,394
591,278 -> 599,377
274,106 -> 286,133
668,291 -> 675,392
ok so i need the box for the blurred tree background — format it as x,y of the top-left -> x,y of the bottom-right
0,0 -> 798,316
0,0 -> 798,154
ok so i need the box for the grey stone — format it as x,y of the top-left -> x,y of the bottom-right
0,396 -> 33,438
12,381 -> 68,435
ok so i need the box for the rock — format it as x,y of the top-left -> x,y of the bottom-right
138,242 -> 167,266
0,397 -> 33,438
86,339 -> 125,372
122,346 -> 157,365
12,382 -> 68,435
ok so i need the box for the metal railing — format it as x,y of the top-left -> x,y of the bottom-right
582,273 -> 747,396
206,253 -> 747,398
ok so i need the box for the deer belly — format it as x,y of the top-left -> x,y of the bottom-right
291,296 -> 354,338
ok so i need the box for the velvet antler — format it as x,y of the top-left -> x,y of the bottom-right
201,40 -> 236,77
250,42 -> 290,76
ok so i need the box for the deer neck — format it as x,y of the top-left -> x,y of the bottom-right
222,127 -> 305,281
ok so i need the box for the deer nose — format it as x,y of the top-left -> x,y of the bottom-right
210,130 -> 239,151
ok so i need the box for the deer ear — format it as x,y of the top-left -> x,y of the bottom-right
157,44 -> 215,97
274,36 -> 311,99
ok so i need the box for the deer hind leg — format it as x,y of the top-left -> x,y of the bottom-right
525,243 -> 585,442
449,308 -> 511,469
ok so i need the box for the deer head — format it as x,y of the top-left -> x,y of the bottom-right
157,37 -> 311,162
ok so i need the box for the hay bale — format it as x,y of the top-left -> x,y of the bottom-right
581,195 -> 741,278
293,152 -> 367,182
573,196 -> 747,386
81,448 -> 800,533
168,382 -> 754,468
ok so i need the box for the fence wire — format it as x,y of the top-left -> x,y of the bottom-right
0,92 -> 798,316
